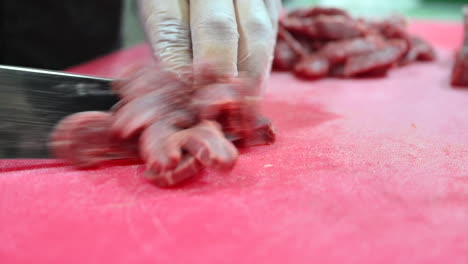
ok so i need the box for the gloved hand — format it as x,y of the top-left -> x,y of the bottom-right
50,65 -> 239,187
137,0 -> 281,93
49,64 -> 275,187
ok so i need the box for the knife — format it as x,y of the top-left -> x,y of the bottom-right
0,65 -> 119,159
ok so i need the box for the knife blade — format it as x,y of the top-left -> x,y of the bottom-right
0,65 -> 119,159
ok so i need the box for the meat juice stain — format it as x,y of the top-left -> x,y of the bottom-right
261,100 -> 340,132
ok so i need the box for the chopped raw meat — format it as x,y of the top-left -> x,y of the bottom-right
400,36 -> 436,65
319,36 -> 385,64
274,6 -> 435,81
451,50 -> 468,87
273,39 -> 300,71
232,117 -> 277,148
288,7 -> 350,19
451,6 -> 468,87
294,55 -> 330,79
344,41 -> 407,77
329,64 -> 345,77
50,111 -> 139,168
313,15 -> 367,40
192,79 -> 259,140
278,25 -> 308,56
283,15 -> 366,40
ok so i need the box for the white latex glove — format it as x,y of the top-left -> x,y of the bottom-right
137,0 -> 281,93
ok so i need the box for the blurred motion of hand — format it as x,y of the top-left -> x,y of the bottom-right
137,0 -> 281,94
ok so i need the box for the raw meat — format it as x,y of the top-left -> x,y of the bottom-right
451,6 -> 468,87
50,111 -> 139,168
400,36 -> 436,65
451,50 -> 468,87
278,25 -> 308,57
288,7 -> 350,19
344,40 -> 407,77
273,7 -> 436,81
231,117 -> 277,148
273,39 -> 299,71
50,65 -> 276,187
282,15 -> 366,40
294,55 -> 330,79
319,36 -> 385,64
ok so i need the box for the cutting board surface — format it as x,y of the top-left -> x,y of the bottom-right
1,21 -> 468,264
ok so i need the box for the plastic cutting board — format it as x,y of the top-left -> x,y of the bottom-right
1,21 -> 468,264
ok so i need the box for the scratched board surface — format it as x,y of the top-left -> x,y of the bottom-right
1,21 -> 468,264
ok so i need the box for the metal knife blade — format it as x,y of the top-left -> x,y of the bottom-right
0,65 -> 119,159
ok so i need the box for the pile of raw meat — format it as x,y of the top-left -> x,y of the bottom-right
451,6 -> 468,87
273,7 -> 436,79
50,65 -> 275,187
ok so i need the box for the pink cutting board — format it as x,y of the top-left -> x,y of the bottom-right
1,21 -> 468,264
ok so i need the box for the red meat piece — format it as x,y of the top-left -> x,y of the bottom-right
319,36 -> 386,64
50,112 -> 139,168
273,39 -> 300,71
451,50 -> 468,88
329,64 -> 345,78
294,55 -> 330,79
450,6 -> 468,87
273,7 -> 436,81
400,36 -> 436,65
51,113 -> 239,187
283,15 -> 366,40
313,15 -> 368,40
278,24 -> 308,56
288,7 -> 350,19
290,33 -> 327,53
372,17 -> 412,57
344,40 -> 407,77
192,79 -> 263,142
232,117 -> 277,148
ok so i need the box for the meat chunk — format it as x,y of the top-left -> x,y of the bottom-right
273,39 -> 300,71
274,6 -> 435,81
344,41 -> 407,77
313,15 -> 367,40
288,7 -> 350,19
451,6 -> 468,87
283,15 -> 366,40
232,117 -> 276,148
400,36 -> 436,65
451,50 -> 468,87
294,55 -> 330,79
319,36 -> 385,64
50,111 -> 139,168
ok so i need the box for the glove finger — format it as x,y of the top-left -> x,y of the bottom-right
190,0 -> 239,84
113,65 -> 185,101
111,90 -> 181,139
137,0 -> 193,82
264,0 -> 281,31
236,0 -> 276,95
